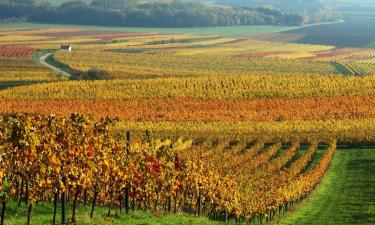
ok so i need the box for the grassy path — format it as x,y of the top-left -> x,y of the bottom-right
278,148 -> 375,225
3,201 -> 234,225
39,53 -> 72,78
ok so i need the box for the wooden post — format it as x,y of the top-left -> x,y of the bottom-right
126,131 -> 131,155
143,193 -> 147,210
119,196 -> 123,213
26,204 -> 32,225
53,191 -> 58,225
168,196 -> 171,213
61,192 -> 66,224
197,187 -> 201,217
17,178 -> 24,208
125,131 -> 131,214
83,189 -> 88,206
14,179 -> 19,201
173,195 -> 177,214
90,190 -> 98,219
107,204 -> 112,217
61,175 -> 67,224
71,188 -> 79,223
132,187 -> 136,212
125,185 -> 130,214
1,201 -> 6,225
25,179 -> 29,205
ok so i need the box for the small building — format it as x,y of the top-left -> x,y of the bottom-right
60,44 -> 72,52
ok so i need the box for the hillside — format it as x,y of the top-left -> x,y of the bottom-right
0,0 -> 310,27
0,1 -> 374,225
0,0 -> 342,27
214,0 -> 324,12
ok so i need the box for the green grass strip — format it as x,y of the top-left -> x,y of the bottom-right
278,148 -> 375,225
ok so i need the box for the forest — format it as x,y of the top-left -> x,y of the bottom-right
0,0 -> 342,27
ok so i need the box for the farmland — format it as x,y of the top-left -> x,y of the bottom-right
0,114 -> 338,225
1,143 -> 373,225
282,14 -> 375,48
0,23 -> 297,37
0,21 -> 374,225
0,51 -> 64,89
2,95 -> 375,122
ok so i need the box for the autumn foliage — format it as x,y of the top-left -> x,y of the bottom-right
1,95 -> 375,122
0,114 -> 336,224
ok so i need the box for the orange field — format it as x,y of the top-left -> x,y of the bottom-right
0,46 -> 36,57
1,95 -> 375,122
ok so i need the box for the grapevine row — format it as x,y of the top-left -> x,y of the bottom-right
0,114 -> 337,224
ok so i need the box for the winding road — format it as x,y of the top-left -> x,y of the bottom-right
39,53 -> 72,78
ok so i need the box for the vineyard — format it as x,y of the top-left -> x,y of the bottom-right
0,113 -> 337,225
0,46 -> 64,84
1,95 -> 375,122
0,47 -> 36,57
52,37 -> 339,78
2,75 -> 375,100
0,26 -> 374,225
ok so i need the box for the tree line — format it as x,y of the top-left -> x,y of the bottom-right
0,0 -> 341,27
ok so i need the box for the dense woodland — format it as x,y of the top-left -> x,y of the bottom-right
214,0 -> 342,23
0,0 -> 342,27
214,0 -> 326,12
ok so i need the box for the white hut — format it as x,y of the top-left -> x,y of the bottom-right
60,44 -> 72,52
